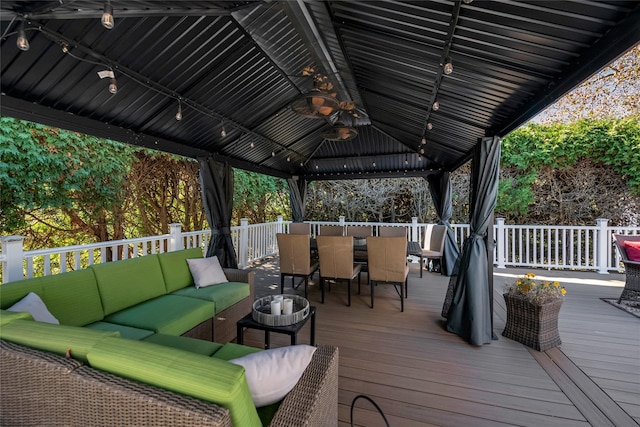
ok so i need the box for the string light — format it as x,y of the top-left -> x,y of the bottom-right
220,126 -> 227,138
300,162 -> 304,167
372,161 -> 376,167
420,148 -> 425,154
175,100 -> 182,120
101,1 -> 115,29
250,141 -> 254,148
443,58 -> 453,75
16,21 -> 29,51
418,155 -> 422,161
427,122 -> 433,130
108,78 -> 117,94
432,101 -> 440,111
421,137 -> 427,145
272,151 -> 275,157
286,155 -> 290,162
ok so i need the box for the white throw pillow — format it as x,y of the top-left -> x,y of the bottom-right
187,256 -> 228,288
7,292 -> 59,324
229,345 -> 317,407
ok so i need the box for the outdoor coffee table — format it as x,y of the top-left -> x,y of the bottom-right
236,306 -> 316,349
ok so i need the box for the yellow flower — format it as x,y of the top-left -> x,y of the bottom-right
554,281 -> 560,288
561,288 -> 567,295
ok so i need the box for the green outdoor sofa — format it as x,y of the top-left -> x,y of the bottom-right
0,248 -> 340,426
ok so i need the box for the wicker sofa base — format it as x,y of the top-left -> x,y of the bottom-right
502,294 -> 562,352
0,339 -> 339,427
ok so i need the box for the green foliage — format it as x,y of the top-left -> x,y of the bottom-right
0,117 -> 136,233
233,169 -> 289,223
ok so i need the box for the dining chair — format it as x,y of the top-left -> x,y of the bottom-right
366,236 -> 409,312
419,225 -> 447,278
289,222 -> 311,235
378,226 -> 407,237
319,225 -> 344,236
346,225 -> 373,265
316,236 -> 362,306
276,233 -> 319,299
614,234 -> 640,303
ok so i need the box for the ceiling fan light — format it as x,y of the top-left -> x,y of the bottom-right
291,92 -> 340,119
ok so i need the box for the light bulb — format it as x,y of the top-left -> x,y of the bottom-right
250,142 -> 254,148
108,78 -> 117,94
17,24 -> 29,51
300,162 -> 304,167
433,101 -> 439,111
102,1 -> 114,29
286,156 -> 290,162
221,127 -> 227,138
443,59 -> 453,75
421,137 -> 427,145
418,155 -> 422,161
343,164 -> 347,168
372,161 -> 376,167
175,102 -> 182,120
420,148 -> 425,154
427,122 -> 433,130
463,0 -> 473,3
315,164 -> 318,169
272,151 -> 275,157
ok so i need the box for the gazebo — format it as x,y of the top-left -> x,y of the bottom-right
1,0 -> 639,344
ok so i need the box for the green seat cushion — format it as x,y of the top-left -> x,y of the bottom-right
211,342 -> 262,361
91,255 -> 167,316
86,321 -> 155,340
0,269 -> 103,326
0,309 -> 33,325
143,333 -> 223,356
87,337 -> 261,427
104,295 -> 215,335
172,281 -> 250,312
0,319 -> 119,363
157,247 -> 203,293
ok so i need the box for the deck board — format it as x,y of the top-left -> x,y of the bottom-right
246,260 -> 639,426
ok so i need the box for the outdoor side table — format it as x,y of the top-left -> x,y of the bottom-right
236,306 -> 316,349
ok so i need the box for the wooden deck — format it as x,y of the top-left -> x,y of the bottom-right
244,259 -> 640,427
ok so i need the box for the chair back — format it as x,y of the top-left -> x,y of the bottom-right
317,236 -> 354,279
423,225 -> 447,254
366,236 -> 408,283
615,234 -> 640,261
319,225 -> 344,236
289,222 -> 311,235
276,233 -> 312,275
346,225 -> 373,237
378,226 -> 407,237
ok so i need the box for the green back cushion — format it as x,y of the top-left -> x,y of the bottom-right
171,281 -> 250,312
0,309 -> 33,325
87,337 -> 262,427
0,269 -> 103,326
0,319 -> 119,363
157,247 -> 203,293
211,342 -> 262,361
91,255 -> 167,315
104,295 -> 215,335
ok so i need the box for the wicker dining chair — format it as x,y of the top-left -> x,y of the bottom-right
289,222 -> 311,235
366,236 -> 409,312
378,226 -> 407,237
346,225 -> 373,265
419,225 -> 447,278
319,225 -> 344,236
276,233 -> 319,299
614,234 -> 640,303
317,236 -> 362,306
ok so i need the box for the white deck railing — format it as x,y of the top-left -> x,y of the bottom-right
1,217 -> 638,283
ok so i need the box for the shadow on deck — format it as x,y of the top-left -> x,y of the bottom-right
243,257 -> 639,427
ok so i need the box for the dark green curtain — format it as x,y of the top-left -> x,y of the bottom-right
287,177 -> 307,222
426,172 -> 459,276
198,157 -> 238,269
445,136 -> 501,345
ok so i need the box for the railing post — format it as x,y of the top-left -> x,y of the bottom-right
169,223 -> 183,251
339,215 -> 345,226
2,236 -> 25,283
277,215 -> 284,234
239,218 -> 249,269
496,218 -> 506,269
596,218 -> 609,274
411,217 -> 419,242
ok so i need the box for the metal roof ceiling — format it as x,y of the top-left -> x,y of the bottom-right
1,1 -> 639,181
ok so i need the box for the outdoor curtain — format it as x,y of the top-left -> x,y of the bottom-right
426,171 -> 460,276
445,136 -> 501,345
287,177 -> 307,222
198,157 -> 238,269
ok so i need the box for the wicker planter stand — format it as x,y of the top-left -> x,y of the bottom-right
502,294 -> 563,351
